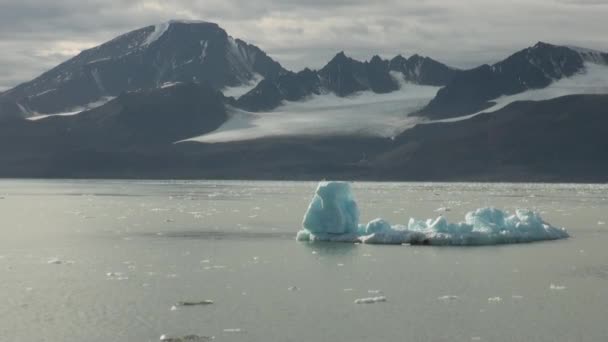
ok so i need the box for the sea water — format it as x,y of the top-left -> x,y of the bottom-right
1,180 -> 607,341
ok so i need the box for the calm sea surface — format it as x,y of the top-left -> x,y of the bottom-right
1,180 -> 607,342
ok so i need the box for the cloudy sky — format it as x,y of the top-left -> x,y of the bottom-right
1,0 -> 607,91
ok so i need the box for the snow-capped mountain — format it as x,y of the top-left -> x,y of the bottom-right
235,52 -> 460,111
0,20 -> 284,119
420,42 -> 608,119
1,21 -> 608,181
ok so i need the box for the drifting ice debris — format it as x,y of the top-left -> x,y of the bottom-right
160,334 -> 214,342
437,295 -> 459,301
47,258 -> 62,265
176,300 -> 214,306
488,297 -> 503,303
550,284 -> 567,291
297,181 -> 569,246
354,296 -> 387,304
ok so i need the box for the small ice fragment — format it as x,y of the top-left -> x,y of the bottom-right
288,286 -> 299,291
437,295 -> 459,301
550,284 -> 567,291
368,290 -> 382,294
170,305 -> 178,311
223,328 -> 242,333
177,300 -> 214,306
337,263 -> 344,267
472,337 -> 482,341
312,251 -> 317,255
343,288 -> 354,292
488,297 -> 502,303
354,296 -> 387,304
435,207 -> 451,212
200,259 -> 211,264
598,221 -> 606,225
160,334 -> 214,341
47,258 -> 62,264
511,295 -> 524,299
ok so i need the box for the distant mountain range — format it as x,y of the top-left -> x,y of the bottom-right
0,20 -> 607,181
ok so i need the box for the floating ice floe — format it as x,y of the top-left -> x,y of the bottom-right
176,300 -> 214,306
550,284 -> 567,291
296,182 -> 570,246
488,296 -> 503,303
160,334 -> 214,342
354,296 -> 387,304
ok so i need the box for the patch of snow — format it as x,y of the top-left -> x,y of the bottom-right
200,41 -> 209,62
30,88 -> 57,98
86,57 -> 112,65
142,22 -> 171,46
567,45 -> 608,65
220,73 -> 263,99
433,62 -> 608,124
26,96 -> 115,121
90,68 -> 106,93
184,73 -> 439,143
161,81 -> 183,89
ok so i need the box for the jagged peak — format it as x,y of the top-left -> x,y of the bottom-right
532,41 -> 555,49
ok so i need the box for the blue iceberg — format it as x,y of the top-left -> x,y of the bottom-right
297,182 -> 569,246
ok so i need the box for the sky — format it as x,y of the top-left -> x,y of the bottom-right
0,0 -> 607,91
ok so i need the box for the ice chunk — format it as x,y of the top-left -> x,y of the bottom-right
297,181 -> 569,246
550,284 -> 567,291
160,334 -> 214,342
302,182 -> 359,235
488,296 -> 502,303
354,296 -> 387,304
176,300 -> 214,306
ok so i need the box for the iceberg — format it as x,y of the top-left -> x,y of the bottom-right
297,182 -> 569,246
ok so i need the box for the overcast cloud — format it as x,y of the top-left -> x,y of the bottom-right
0,0 -> 606,90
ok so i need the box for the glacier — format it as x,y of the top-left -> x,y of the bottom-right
297,182 -> 569,246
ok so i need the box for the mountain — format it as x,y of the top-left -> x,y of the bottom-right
0,82 -> 227,153
419,42 -> 608,119
0,20 -> 284,120
1,92 -> 607,182
235,52 -> 460,111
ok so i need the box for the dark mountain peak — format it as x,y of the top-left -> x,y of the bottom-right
0,20 -> 285,119
420,42 -> 593,120
369,55 -> 384,64
408,53 -> 423,61
326,51 -> 355,65
532,41 -> 555,49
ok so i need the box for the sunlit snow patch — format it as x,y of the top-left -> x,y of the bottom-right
296,181 -> 569,246
221,73 -> 264,99
26,97 -> 115,121
185,73 -> 439,143
434,62 -> 608,124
